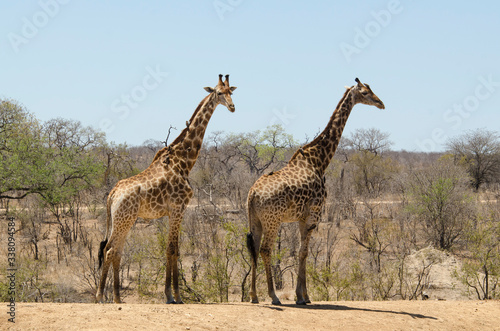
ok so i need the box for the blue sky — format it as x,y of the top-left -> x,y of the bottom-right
1,1 -> 499,152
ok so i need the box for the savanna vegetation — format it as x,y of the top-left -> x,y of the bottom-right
1,98 -> 499,303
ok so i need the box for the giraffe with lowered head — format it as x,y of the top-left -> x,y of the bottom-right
247,78 -> 385,305
96,74 -> 237,304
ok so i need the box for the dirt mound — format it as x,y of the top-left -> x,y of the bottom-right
405,246 -> 471,300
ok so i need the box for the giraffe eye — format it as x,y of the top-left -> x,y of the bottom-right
217,92 -> 223,96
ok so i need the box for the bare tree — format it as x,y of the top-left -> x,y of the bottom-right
350,201 -> 392,273
227,124 -> 296,175
338,128 -> 397,197
405,157 -> 475,250
344,128 -> 393,155
446,129 -> 500,191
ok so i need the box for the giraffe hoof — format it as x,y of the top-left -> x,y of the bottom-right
272,299 -> 282,305
251,299 -> 259,304
166,299 -> 176,304
296,300 -> 307,305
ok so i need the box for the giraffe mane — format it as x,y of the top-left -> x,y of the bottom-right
152,94 -> 212,163
290,86 -> 353,161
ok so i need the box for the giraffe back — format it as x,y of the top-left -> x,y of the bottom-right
248,161 -> 326,224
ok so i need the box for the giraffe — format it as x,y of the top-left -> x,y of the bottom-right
246,78 -> 384,305
96,74 -> 237,304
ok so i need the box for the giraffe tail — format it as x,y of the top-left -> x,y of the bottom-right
98,190 -> 113,269
246,191 -> 259,265
246,232 -> 257,266
98,239 -> 108,269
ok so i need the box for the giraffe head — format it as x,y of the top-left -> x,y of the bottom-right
204,74 -> 237,112
351,78 -> 385,109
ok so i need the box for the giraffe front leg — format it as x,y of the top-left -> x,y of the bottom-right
165,216 -> 182,304
172,253 -> 183,304
296,221 -> 315,305
164,247 -> 176,304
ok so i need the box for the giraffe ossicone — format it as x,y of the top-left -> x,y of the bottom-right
247,78 -> 384,305
95,74 -> 237,304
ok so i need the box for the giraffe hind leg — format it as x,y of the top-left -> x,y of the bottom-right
259,226 -> 281,305
96,243 -> 111,303
260,246 -> 281,305
96,244 -> 122,304
247,211 -> 263,304
247,231 -> 262,304
98,229 -> 129,304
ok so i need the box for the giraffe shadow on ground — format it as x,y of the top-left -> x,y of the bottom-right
260,303 -> 438,320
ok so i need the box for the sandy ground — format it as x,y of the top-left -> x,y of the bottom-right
2,300 -> 500,330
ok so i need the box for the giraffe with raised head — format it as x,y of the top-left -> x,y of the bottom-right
247,78 -> 384,305
96,74 -> 237,304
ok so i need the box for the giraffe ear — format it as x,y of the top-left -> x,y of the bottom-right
204,87 -> 214,93
230,86 -> 237,92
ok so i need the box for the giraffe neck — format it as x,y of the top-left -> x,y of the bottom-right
153,93 -> 218,176
291,88 -> 355,175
